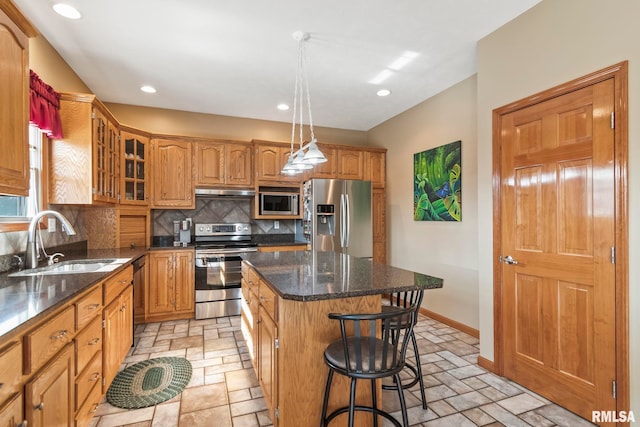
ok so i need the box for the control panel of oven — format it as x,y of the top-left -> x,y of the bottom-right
195,223 -> 251,236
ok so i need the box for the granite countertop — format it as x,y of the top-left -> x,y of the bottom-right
0,247 -> 146,338
242,250 -> 443,302
251,234 -> 308,247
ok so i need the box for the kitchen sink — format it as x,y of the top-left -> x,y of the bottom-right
8,258 -> 131,277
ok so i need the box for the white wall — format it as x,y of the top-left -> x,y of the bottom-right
368,75 -> 479,329
477,0 -> 639,413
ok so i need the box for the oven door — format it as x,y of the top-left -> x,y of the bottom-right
195,254 -> 243,318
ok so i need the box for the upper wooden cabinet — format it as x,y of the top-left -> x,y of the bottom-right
254,141 -> 301,184
305,144 -> 337,179
0,3 -> 35,196
120,128 -> 149,205
150,138 -> 194,209
50,94 -> 119,205
337,148 -> 364,180
365,150 -> 386,188
195,140 -> 252,187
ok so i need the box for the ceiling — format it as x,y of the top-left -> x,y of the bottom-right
16,0 -> 541,131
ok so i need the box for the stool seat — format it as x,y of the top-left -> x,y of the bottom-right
320,307 -> 417,427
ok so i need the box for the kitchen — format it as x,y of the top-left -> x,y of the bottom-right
1,0 -> 639,426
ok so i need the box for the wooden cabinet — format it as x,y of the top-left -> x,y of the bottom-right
306,144 -> 337,179
258,305 -> 278,425
50,94 -> 119,205
337,148 -> 364,180
0,3 -> 33,196
195,141 -> 252,187
254,142 -> 301,184
372,189 -> 387,264
365,150 -> 386,188
147,249 -> 195,322
0,392 -> 24,427
258,244 -> 308,252
120,129 -> 149,205
133,255 -> 147,324
0,342 -> 22,405
85,205 -> 150,250
25,343 -> 74,427
150,138 -> 194,209
102,268 -> 133,394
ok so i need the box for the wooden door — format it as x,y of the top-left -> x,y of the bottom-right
195,142 -> 225,186
499,79 -> 616,419
26,344 -> 74,427
365,151 -> 386,188
372,188 -> 386,263
337,149 -> 364,180
0,393 -> 24,427
258,307 -> 278,426
120,131 -> 148,205
92,107 -> 109,203
119,287 -> 134,362
308,145 -> 337,179
151,139 -> 194,208
147,252 -> 175,315
102,296 -> 122,391
174,251 -> 194,314
256,145 -> 280,181
226,144 -> 252,186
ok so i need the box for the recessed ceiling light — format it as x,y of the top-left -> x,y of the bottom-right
52,3 -> 81,19
277,103 -> 290,111
377,89 -> 391,97
140,85 -> 156,94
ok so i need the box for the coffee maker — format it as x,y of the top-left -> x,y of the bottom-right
173,218 -> 192,247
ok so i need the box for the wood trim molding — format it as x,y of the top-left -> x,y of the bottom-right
491,61 -> 629,417
477,356 -> 495,373
420,307 -> 479,339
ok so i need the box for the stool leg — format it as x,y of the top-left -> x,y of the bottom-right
394,373 -> 409,427
371,379 -> 378,427
348,377 -> 357,427
411,331 -> 427,409
320,369 -> 334,427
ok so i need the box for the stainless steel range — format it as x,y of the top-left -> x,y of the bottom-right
194,223 -> 257,319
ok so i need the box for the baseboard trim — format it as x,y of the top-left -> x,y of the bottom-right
477,356 -> 495,373
420,308 -> 479,338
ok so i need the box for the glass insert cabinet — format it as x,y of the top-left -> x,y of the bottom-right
120,130 -> 149,205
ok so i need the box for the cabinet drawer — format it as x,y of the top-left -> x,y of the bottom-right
103,265 -> 133,306
258,279 -> 278,321
75,351 -> 102,412
0,341 -> 22,402
75,374 -> 101,427
24,306 -> 75,374
246,266 -> 259,294
75,316 -> 102,375
75,285 -> 102,330
0,392 -> 24,426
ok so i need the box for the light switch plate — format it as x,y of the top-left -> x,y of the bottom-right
48,218 -> 57,232
274,220 -> 279,229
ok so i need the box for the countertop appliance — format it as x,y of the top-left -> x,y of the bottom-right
302,179 -> 372,258
258,186 -> 300,216
194,222 -> 257,319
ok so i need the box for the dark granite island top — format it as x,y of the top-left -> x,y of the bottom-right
242,250 -> 443,301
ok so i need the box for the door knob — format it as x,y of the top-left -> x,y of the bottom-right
503,255 -> 519,265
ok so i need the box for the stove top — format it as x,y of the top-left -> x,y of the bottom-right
194,222 -> 251,237
194,223 -> 255,252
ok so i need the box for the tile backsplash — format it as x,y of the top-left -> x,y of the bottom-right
152,198 -> 296,237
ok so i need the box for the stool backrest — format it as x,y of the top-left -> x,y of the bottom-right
328,307 -> 416,378
388,289 -> 424,310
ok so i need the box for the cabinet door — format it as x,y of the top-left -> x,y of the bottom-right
25,344 -> 74,427
226,144 -> 252,186
372,189 -> 386,263
337,149 -> 364,180
307,145 -> 337,179
121,131 -> 148,205
174,251 -> 194,314
92,107 -> 116,204
147,252 -> 175,315
256,145 -> 281,181
365,151 -> 386,188
258,307 -> 278,424
0,393 -> 24,427
195,142 -> 225,186
151,139 -> 194,208
119,287 -> 134,365
0,9 -> 30,196
102,296 -> 121,392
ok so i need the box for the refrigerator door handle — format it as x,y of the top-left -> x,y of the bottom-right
345,193 -> 350,248
340,194 -> 346,248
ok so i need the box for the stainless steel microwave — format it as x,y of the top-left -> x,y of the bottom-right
259,190 -> 299,216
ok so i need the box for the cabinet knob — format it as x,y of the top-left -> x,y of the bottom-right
90,372 -> 100,382
35,402 -> 45,411
121,305 -> 126,312
89,338 -> 100,346
88,303 -> 100,310
51,330 -> 68,340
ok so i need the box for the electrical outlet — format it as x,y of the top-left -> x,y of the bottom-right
48,218 -> 57,232
274,220 -> 280,230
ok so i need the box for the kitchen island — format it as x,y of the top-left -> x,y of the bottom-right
241,250 -> 443,427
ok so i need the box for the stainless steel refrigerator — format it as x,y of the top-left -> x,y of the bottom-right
302,179 -> 372,258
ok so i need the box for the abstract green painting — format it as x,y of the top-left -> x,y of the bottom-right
413,140 -> 461,221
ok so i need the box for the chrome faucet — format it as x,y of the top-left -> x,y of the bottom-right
25,210 -> 77,269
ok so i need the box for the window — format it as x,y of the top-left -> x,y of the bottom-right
0,125 -> 44,223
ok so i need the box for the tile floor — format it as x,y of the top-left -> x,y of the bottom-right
90,314 -> 597,427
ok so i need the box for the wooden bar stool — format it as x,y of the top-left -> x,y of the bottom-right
320,306 -> 417,427
382,289 -> 427,409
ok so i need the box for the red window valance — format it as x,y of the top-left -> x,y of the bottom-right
29,70 -> 63,138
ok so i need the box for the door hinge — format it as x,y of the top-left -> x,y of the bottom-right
274,338 -> 279,349
611,246 -> 616,264
102,319 -> 106,329
102,378 -> 106,387
613,380 -> 617,399
275,407 -> 280,419
611,112 -> 615,129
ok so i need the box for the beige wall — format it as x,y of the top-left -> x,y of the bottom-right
368,75 -> 479,329
477,0 -> 638,413
29,36 -> 91,93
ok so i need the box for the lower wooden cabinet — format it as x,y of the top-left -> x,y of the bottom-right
25,343 -> 75,427
102,285 -> 133,394
257,306 -> 278,425
257,244 -> 307,252
0,393 -> 25,427
147,249 -> 194,322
